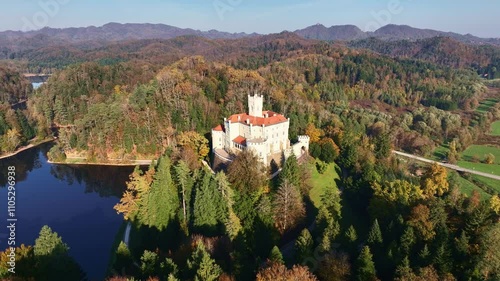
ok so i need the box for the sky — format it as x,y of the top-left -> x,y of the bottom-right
0,0 -> 499,37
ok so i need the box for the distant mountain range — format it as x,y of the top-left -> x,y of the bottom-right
293,24 -> 500,46
0,22 -> 498,46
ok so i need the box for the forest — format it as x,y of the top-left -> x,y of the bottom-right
0,31 -> 500,280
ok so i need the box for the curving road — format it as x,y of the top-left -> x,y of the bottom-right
393,150 -> 500,181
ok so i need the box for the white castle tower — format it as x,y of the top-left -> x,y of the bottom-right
248,94 -> 263,117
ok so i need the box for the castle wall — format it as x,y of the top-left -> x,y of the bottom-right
212,130 -> 224,149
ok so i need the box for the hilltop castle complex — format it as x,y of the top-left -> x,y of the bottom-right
212,94 -> 309,165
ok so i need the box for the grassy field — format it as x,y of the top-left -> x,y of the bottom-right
491,121 -> 500,136
449,171 -> 491,199
307,160 -> 340,208
458,161 -> 500,175
460,145 -> 500,164
432,144 -> 450,161
471,175 -> 500,194
476,98 -> 498,113
457,144 -> 500,194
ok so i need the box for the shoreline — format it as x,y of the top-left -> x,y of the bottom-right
47,158 -> 154,166
0,138 -> 55,160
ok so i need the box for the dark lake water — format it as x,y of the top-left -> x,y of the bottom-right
0,144 -> 134,280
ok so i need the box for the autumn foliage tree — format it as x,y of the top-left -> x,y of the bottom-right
273,180 -> 305,234
421,163 -> 449,198
227,150 -> 267,193
256,263 -> 318,281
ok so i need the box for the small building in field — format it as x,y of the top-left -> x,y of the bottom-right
212,94 -> 309,165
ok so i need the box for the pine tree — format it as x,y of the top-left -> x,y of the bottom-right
295,229 -> 314,264
356,246 -> 377,281
114,241 -> 133,274
142,156 -> 179,231
140,250 -> 160,278
34,225 -> 69,257
400,226 -> 415,255
193,169 -> 217,231
187,243 -> 222,281
394,256 -> 414,280
367,219 -> 383,244
316,206 -> 340,252
419,244 -> 431,266
279,153 -> 301,188
269,246 -> 284,264
346,225 -> 358,242
174,160 -> 193,228
33,225 -> 86,280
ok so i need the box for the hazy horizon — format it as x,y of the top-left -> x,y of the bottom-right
0,0 -> 499,38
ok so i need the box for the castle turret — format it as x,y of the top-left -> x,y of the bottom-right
248,94 -> 263,117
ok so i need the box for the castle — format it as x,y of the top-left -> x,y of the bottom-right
212,94 -> 309,165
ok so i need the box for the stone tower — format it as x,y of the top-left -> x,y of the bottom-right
248,94 -> 263,117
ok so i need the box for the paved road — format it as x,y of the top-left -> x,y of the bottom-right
393,150 -> 500,181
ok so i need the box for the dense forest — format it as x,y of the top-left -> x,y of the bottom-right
0,65 -> 38,154
1,30 -> 500,280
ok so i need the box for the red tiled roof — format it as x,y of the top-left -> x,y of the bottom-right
233,136 -> 247,146
227,111 -> 287,126
213,124 -> 224,132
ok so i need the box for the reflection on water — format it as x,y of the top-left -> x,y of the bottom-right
0,144 -> 134,280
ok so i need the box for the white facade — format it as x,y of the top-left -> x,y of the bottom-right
212,94 -> 309,165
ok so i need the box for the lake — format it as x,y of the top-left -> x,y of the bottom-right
0,144 -> 134,280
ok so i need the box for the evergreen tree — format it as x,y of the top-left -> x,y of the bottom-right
400,226 -> 415,255
142,156 -> 179,231
269,246 -> 284,264
140,250 -> 160,278
356,246 -> 377,281
316,206 -> 340,252
33,225 -> 86,281
295,229 -> 314,264
193,169 -> 217,232
367,219 -> 383,244
433,243 -> 452,274
114,241 -> 133,274
394,256 -> 413,280
279,153 -> 300,188
174,160 -> 193,229
346,225 -> 358,242
418,244 -> 431,266
187,243 -> 222,281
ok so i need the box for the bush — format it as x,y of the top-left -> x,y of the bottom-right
316,161 -> 328,174
47,144 -> 66,162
